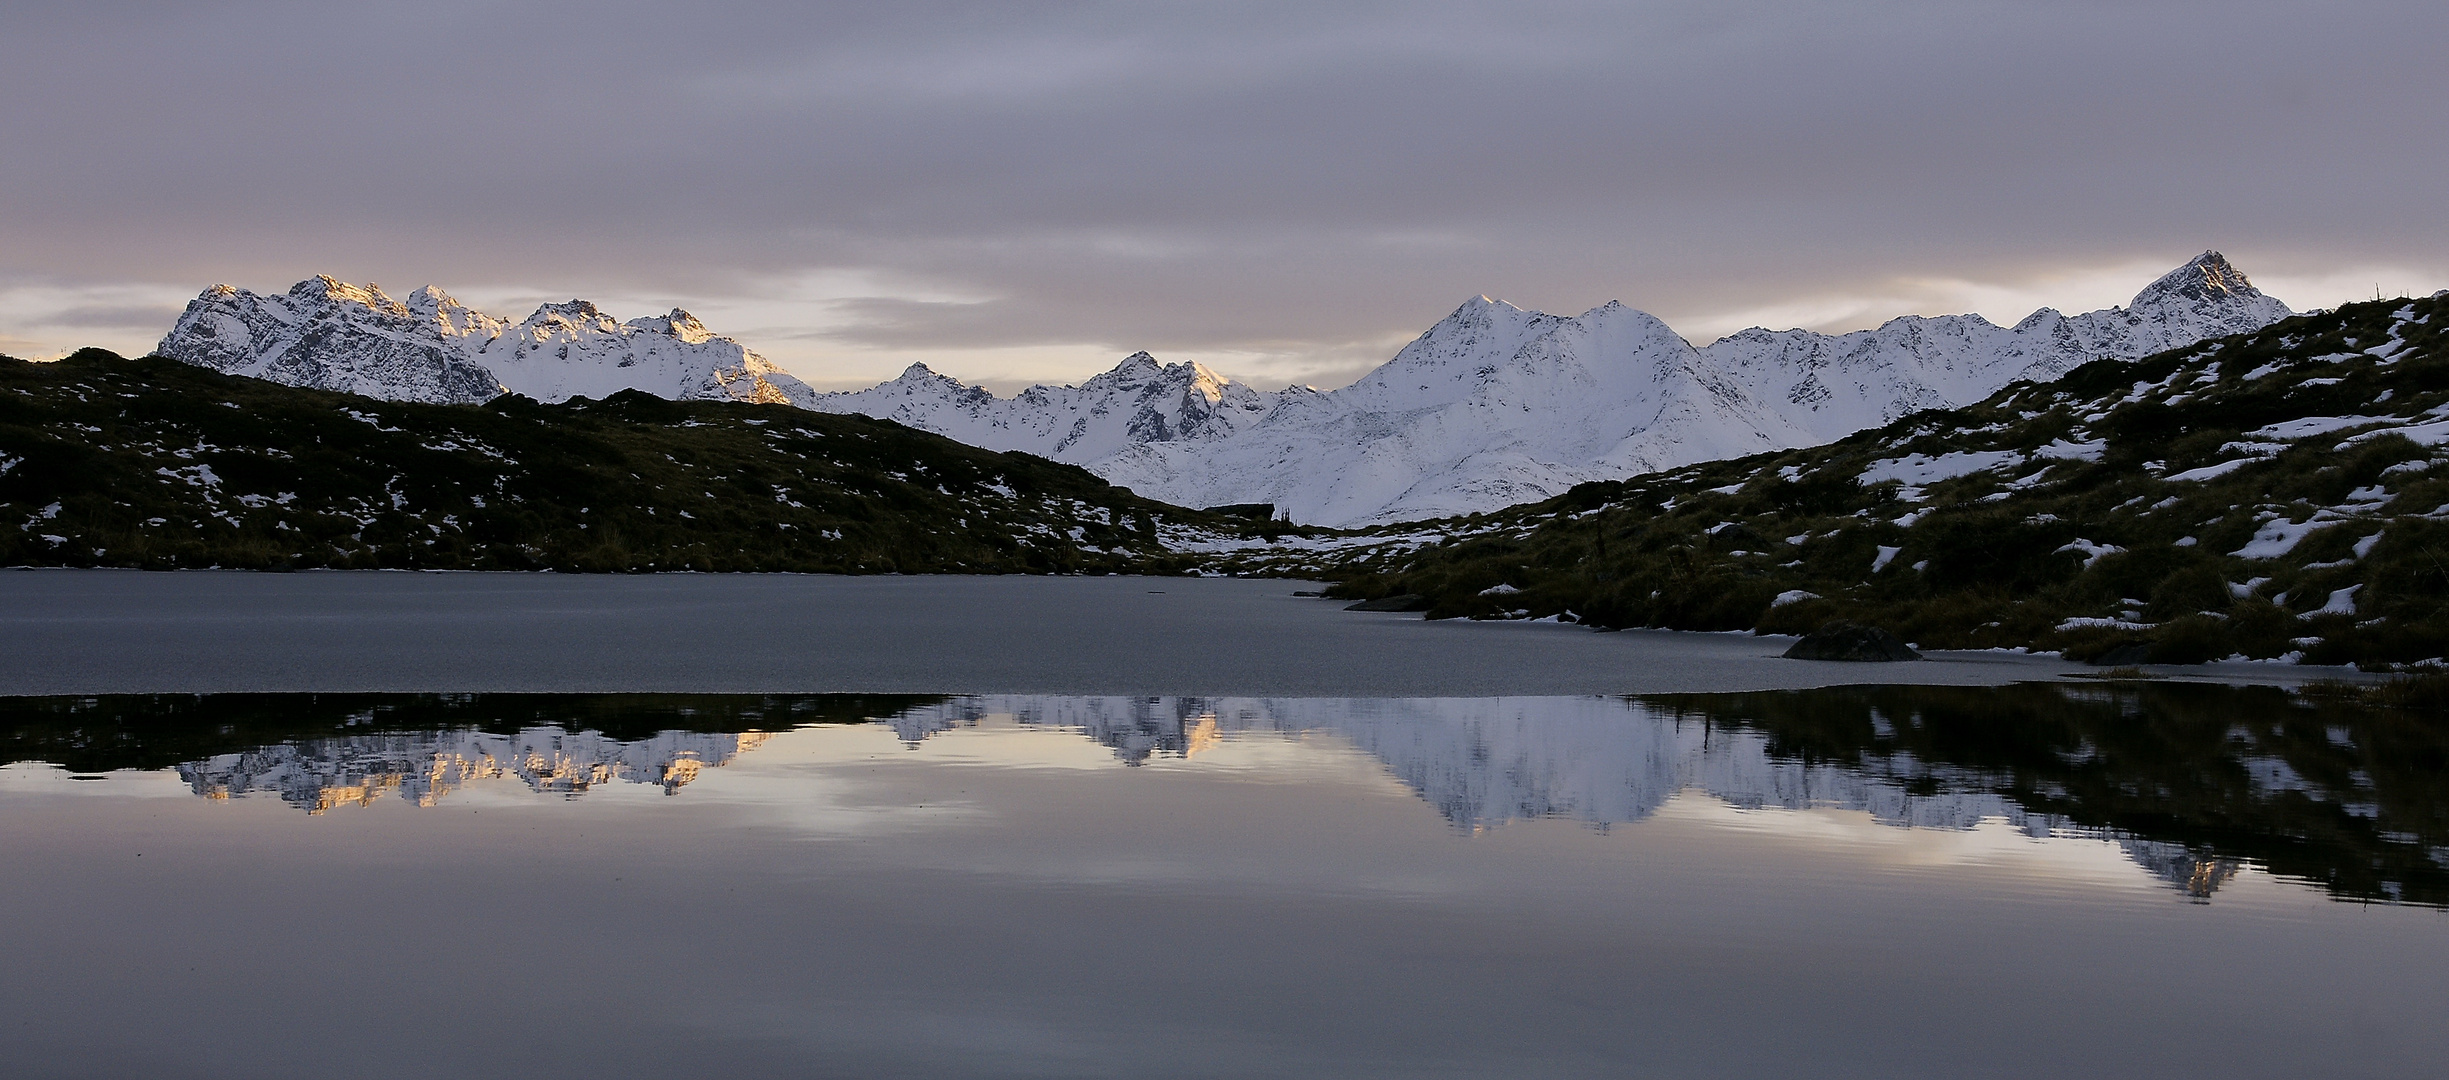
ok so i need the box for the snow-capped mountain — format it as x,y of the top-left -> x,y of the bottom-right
1695,250 -> 2295,444
155,255 -> 2290,527
820,252 -> 2291,525
158,278 -> 504,404
805,350 -> 1292,462
1103,298 -> 1812,524
157,276 -> 815,407
1106,252 -> 2289,524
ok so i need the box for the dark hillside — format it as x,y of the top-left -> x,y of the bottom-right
0,350 -> 1245,573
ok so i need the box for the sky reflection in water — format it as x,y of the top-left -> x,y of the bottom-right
3,685 -> 2446,1079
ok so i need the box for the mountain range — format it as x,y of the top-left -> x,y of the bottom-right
156,254 -> 2292,526
817,252 -> 2290,525
159,276 -> 815,407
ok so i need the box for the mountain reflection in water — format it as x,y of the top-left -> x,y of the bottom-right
4,683 -> 2442,908
178,728 -> 777,812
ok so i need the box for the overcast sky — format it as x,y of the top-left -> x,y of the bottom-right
4,0 -> 2444,391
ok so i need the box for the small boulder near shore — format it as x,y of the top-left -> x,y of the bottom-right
1782,621 -> 1922,662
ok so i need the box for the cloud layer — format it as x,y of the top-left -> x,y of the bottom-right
4,1 -> 2444,387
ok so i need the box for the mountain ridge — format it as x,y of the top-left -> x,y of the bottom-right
159,276 -> 815,408
813,252 -> 2291,525
152,254 -> 2293,526
809,350 -> 1283,466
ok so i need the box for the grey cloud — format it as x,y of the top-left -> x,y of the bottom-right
40,304 -> 189,330
2,0 -> 2443,383
813,297 -> 1041,351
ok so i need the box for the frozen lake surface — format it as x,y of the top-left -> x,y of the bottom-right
0,569 -> 2326,695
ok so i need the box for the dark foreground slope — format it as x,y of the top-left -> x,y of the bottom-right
0,350 -> 1243,573
1324,294 -> 2449,668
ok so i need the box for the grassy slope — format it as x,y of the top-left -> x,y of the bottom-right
0,349 -> 1244,574
1320,295 -> 2449,667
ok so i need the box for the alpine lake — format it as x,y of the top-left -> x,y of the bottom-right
2,573 -> 2443,1079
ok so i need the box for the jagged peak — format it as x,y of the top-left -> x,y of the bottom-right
624,308 -> 714,343
1015,350 -> 1247,404
1444,294 -> 1532,321
402,285 -> 507,341
1380,297 -> 1549,363
287,276 -> 406,315
404,285 -> 466,316
2012,307 -> 2066,332
286,275 -> 342,298
878,361 -> 993,402
2129,251 -> 2273,310
1574,298 -> 1687,340
527,299 -> 606,322
1080,350 -> 1179,385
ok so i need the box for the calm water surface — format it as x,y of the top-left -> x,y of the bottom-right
4,685 -> 2444,1079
